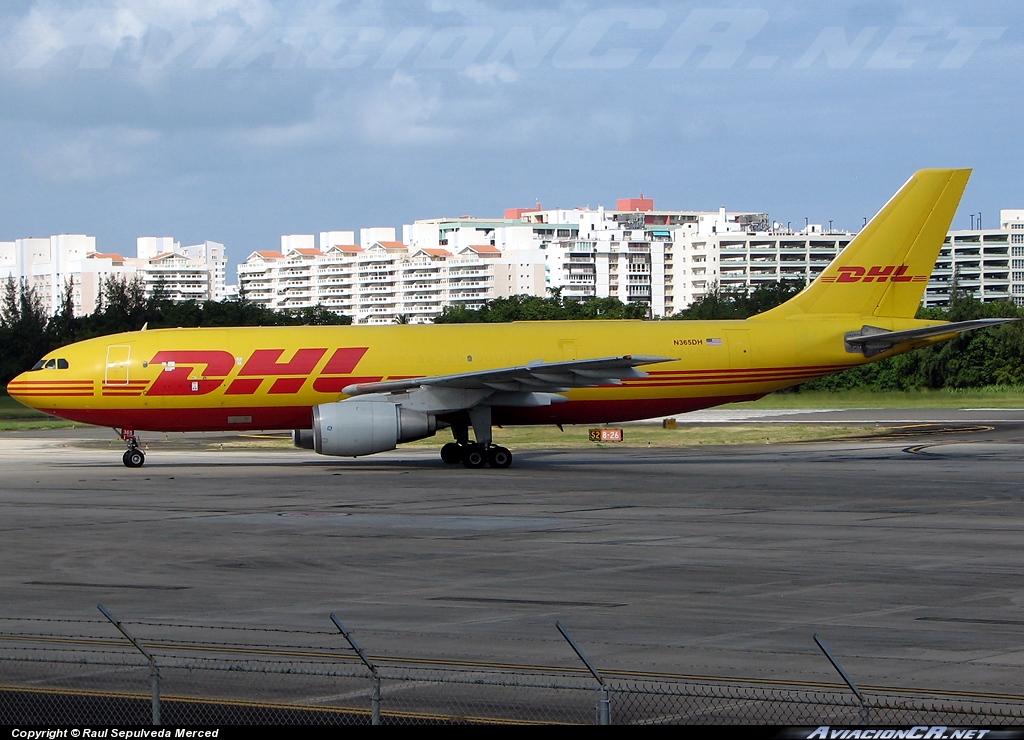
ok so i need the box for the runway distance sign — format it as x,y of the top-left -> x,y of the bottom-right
589,428 -> 624,442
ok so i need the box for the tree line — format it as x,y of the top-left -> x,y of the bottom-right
433,289 -> 649,323
3,276 -> 1022,393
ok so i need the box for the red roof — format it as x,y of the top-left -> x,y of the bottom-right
290,248 -> 321,256
418,248 -> 452,257
253,250 -> 284,259
87,251 -> 126,261
464,244 -> 500,254
617,194 -> 654,212
329,244 -> 363,253
376,241 -> 406,250
505,206 -> 542,219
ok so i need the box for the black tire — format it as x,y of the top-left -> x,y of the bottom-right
440,442 -> 463,464
462,445 -> 487,469
123,448 -> 145,468
487,446 -> 513,469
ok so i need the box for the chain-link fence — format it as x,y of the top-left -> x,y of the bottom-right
2,619 -> 1023,726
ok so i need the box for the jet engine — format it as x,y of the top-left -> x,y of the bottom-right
311,400 -> 436,457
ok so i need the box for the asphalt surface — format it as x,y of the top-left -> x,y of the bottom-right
2,411 -> 1024,696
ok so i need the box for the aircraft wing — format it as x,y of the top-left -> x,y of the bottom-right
845,318 -> 1016,357
342,355 -> 676,396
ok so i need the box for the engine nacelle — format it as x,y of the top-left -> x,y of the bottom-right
312,400 -> 436,457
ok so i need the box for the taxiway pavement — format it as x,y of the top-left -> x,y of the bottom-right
1,415 -> 1023,695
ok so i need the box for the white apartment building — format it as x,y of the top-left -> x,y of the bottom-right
0,234 -> 227,315
687,229 -> 854,305
921,210 -> 1024,308
182,241 -> 228,300
0,234 -> 100,315
404,198 -> 769,317
241,202 -> 834,323
237,234 -> 546,324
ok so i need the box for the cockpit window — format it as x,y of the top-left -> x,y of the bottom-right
29,358 -> 69,370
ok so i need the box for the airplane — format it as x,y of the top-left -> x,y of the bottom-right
6,168 -> 1013,469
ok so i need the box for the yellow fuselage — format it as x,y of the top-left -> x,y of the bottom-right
7,316 -> 935,432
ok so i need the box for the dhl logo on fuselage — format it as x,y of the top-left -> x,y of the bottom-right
104,347 -> 375,397
818,265 -> 928,284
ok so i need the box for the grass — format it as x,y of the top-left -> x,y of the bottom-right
0,395 -> 75,430
407,424 -> 884,449
216,424 -> 883,452
735,387 -> 1024,409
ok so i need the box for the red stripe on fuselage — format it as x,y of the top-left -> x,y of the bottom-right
48,393 -> 765,432
7,379 -> 95,385
10,392 -> 93,397
48,406 -> 314,432
646,364 -> 848,377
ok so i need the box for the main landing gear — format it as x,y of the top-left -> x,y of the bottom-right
440,408 -> 513,469
118,428 -> 146,468
440,441 -> 512,469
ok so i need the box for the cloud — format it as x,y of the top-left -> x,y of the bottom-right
5,0 -> 279,70
356,71 -> 454,146
236,72 -> 457,149
27,126 -> 159,183
462,60 -> 517,84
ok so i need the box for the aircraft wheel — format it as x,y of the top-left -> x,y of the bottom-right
462,445 -> 487,469
123,448 -> 146,468
487,446 -> 513,469
440,442 -> 463,464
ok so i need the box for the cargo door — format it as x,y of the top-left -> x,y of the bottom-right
105,345 -> 131,386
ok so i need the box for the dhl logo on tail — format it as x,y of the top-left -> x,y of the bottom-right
818,265 -> 929,284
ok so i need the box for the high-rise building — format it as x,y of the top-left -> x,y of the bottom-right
923,210 -> 1024,308
0,234 -> 227,315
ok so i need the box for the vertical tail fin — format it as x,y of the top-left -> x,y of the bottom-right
752,169 -> 971,320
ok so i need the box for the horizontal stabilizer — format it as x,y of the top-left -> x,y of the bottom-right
845,318 -> 1016,357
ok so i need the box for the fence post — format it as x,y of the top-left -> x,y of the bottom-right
814,633 -> 869,725
97,604 -> 161,725
331,614 -> 381,725
556,621 -> 610,725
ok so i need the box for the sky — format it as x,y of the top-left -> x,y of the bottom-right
0,0 -> 1021,277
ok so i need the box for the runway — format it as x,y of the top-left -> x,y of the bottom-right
2,413 -> 1023,697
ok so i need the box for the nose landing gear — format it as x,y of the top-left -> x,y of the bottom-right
118,428 -> 146,468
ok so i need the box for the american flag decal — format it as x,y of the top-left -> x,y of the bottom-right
707,338 -> 723,346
